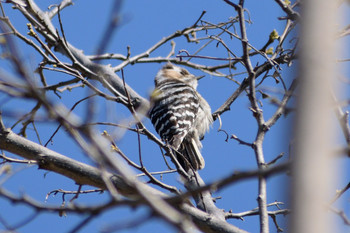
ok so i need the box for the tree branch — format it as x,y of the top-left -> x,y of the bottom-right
0,116 -> 248,233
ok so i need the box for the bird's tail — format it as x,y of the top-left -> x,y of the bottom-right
177,138 -> 205,171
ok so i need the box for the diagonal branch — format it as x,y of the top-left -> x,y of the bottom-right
11,0 -> 149,110
0,116 -> 248,233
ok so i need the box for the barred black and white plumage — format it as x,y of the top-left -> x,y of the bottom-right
149,63 -> 213,170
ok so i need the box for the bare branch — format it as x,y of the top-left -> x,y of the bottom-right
0,116 -> 247,233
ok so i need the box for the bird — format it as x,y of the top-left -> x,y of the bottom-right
149,63 -> 213,171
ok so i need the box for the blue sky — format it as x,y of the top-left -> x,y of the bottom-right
0,0 -> 349,233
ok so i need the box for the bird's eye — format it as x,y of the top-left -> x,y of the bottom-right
180,69 -> 189,76
164,64 -> 173,70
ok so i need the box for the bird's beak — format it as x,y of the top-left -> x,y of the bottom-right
196,75 -> 205,80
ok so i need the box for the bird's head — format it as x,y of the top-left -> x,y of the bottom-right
155,63 -> 203,89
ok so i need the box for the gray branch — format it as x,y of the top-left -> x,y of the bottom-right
0,118 -> 247,233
